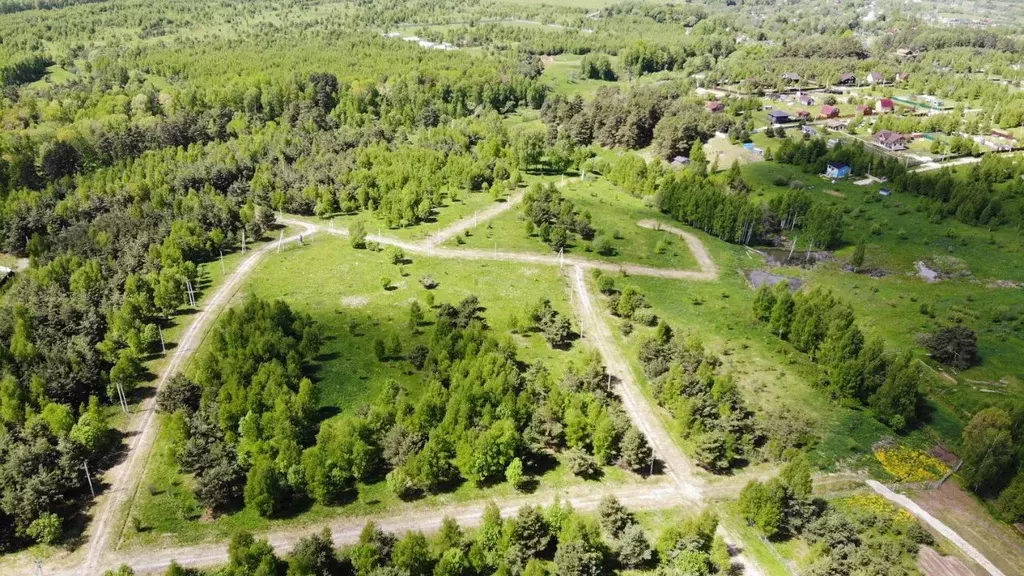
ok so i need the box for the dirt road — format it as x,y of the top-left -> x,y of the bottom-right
568,265 -> 765,576
423,191 -> 525,247
867,481 -> 1006,576
75,222 -> 319,576
66,483 -> 680,575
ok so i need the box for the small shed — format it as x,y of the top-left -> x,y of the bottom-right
876,98 -> 895,113
706,100 -> 725,113
856,104 -> 873,116
820,105 -> 840,119
796,110 -> 811,120
826,162 -> 851,179
797,94 -> 815,106
879,188 -> 892,196
670,156 -> 690,168
782,72 -> 801,83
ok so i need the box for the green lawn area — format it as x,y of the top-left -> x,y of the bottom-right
448,176 -> 700,271
125,233 -> 663,547
735,160 -> 1024,447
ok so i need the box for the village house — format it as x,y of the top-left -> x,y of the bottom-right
876,98 -> 895,113
874,130 -> 906,151
838,72 -> 856,86
826,162 -> 851,179
820,105 -> 840,119
797,93 -> 814,106
856,104 -> 873,116
767,109 -> 791,124
826,118 -> 848,130
866,72 -> 884,85
895,72 -> 909,83
781,72 -> 801,83
796,110 -> 811,120
706,100 -> 725,113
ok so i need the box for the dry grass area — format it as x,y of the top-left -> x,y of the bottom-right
912,482 -> 1024,576
917,546 -> 979,576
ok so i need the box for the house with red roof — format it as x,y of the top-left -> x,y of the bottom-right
856,104 -> 873,116
796,110 -> 811,120
820,105 -> 840,119
876,98 -> 895,113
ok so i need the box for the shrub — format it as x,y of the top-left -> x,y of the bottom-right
565,449 -> 600,478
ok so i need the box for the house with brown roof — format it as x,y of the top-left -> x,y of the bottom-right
895,72 -> 909,83
796,110 -> 811,120
820,105 -> 840,119
781,72 -> 801,83
838,72 -> 856,86
706,100 -> 725,113
856,104 -> 873,116
867,72 -> 884,85
874,130 -> 906,151
797,94 -> 815,106
876,98 -> 895,113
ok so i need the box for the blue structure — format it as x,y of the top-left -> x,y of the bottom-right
825,162 -> 851,179
768,110 -> 791,124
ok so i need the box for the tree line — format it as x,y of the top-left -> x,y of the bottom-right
103,496 -> 739,576
753,284 -> 923,432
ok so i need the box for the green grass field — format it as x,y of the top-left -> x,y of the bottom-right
449,176 -> 700,271
126,232 -> 670,547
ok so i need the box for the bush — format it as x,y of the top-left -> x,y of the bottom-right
592,235 -> 614,256
26,512 -> 62,545
157,374 -> 202,414
566,449 -> 600,478
631,308 -> 658,327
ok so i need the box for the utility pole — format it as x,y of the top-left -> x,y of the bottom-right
83,461 -> 95,498
219,249 -> 225,274
241,229 -> 246,254
558,247 -> 564,268
278,230 -> 284,253
159,326 -> 166,354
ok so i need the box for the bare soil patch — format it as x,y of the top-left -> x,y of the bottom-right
912,482 -> 1024,576
341,296 -> 370,308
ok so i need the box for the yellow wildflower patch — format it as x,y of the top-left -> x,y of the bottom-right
874,445 -> 950,483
